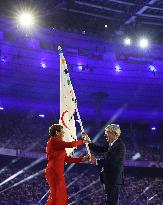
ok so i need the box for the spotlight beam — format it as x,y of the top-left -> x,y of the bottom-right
148,193 -> 158,201
0,158 -> 18,175
68,178 -> 100,200
0,169 -> 44,194
67,168 -> 91,188
130,179 -> 160,204
92,105 -> 127,143
38,189 -> 50,204
0,157 -> 44,187
0,142 -> 39,175
64,163 -> 76,175
69,187 -> 103,205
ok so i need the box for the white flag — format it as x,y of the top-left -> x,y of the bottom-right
59,47 -> 77,155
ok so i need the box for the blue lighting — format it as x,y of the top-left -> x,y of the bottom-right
41,63 -> 46,69
1,56 -> 7,63
0,107 -> 4,110
139,38 -> 149,48
149,65 -> 157,72
151,126 -> 156,131
124,38 -> 131,46
115,65 -> 122,72
39,114 -> 45,118
40,60 -> 47,69
78,65 -> 83,71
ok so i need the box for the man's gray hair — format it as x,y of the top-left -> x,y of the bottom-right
105,124 -> 121,137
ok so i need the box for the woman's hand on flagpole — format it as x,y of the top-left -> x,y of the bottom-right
82,132 -> 92,144
81,154 -> 91,162
89,154 -> 97,164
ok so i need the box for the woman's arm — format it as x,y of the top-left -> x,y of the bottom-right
52,138 -> 84,149
65,155 -> 83,163
65,154 -> 90,163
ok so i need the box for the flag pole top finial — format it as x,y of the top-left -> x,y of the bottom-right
58,46 -> 63,54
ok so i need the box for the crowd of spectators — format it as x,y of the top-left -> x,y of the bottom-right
0,111 -> 162,162
0,164 -> 162,205
0,111 -> 162,204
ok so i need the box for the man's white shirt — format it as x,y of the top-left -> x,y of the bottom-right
110,138 -> 118,147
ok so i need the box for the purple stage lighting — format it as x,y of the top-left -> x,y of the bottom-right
39,114 -> 45,118
0,107 -> 4,110
115,64 -> 122,72
149,65 -> 157,73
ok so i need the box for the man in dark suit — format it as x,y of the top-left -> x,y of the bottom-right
82,124 -> 126,205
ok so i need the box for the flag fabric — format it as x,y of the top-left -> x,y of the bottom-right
58,46 -> 78,155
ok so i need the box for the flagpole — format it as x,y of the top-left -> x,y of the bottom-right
58,46 -> 91,155
75,105 -> 91,155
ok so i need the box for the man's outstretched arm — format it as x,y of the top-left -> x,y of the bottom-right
82,132 -> 109,153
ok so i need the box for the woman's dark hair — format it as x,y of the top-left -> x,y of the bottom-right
49,124 -> 63,137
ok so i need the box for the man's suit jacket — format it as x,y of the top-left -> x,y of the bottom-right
89,138 -> 126,186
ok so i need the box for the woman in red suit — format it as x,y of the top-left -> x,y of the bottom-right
45,124 -> 89,205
